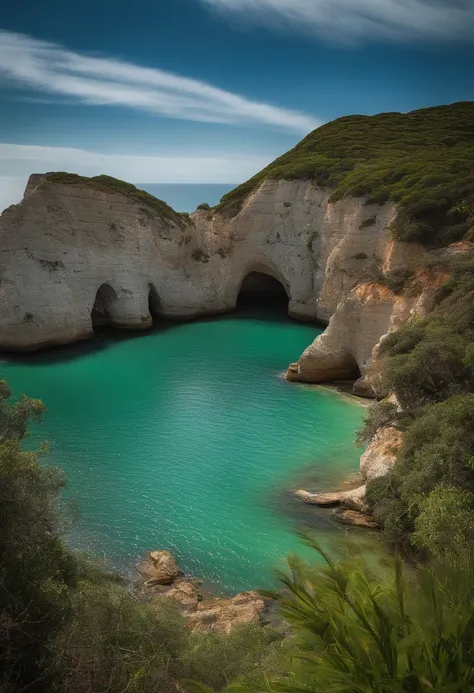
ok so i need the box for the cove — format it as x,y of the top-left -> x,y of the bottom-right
0,308 -> 364,594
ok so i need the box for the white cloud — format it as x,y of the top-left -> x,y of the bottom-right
0,29 -> 319,134
201,0 -> 474,42
0,142 -> 274,211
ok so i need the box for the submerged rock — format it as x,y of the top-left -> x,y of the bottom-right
295,490 -> 343,506
334,508 -> 379,529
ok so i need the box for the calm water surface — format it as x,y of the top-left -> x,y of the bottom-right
0,308 -> 365,593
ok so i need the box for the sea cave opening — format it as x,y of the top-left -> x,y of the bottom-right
237,271 -> 289,315
148,284 -> 161,324
91,283 -> 118,330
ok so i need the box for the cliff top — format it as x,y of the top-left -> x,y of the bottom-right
219,101 -> 474,247
43,173 -> 193,228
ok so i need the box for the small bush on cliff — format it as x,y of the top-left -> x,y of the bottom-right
359,214 -> 377,229
356,399 -> 398,445
198,539 -> 474,693
377,267 -> 413,294
197,202 -> 211,211
217,102 -> 474,246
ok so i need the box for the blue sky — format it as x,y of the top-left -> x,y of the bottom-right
0,0 -> 473,208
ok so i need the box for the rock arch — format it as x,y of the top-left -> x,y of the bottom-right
236,263 -> 289,311
91,283 -> 118,329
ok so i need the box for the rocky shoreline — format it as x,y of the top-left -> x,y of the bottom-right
294,425 -> 403,528
136,550 -> 269,634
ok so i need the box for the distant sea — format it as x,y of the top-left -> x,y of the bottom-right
138,183 -> 236,213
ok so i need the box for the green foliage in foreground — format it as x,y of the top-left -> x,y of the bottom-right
45,172 -> 193,228
218,102 -> 474,246
192,540 -> 474,693
364,256 -> 474,561
0,383 -> 286,693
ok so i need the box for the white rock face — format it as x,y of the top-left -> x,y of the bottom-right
0,174 -> 424,353
360,426 -> 403,481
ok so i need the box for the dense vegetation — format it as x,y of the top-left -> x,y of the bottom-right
361,254 -> 474,562
218,102 -> 474,246
45,173 -> 192,228
196,540 -> 474,693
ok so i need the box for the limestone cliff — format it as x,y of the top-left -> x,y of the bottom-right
288,242 -> 466,391
0,174 -> 409,351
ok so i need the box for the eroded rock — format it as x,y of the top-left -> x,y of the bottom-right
186,591 -> 265,635
137,550 -> 182,586
296,483 -> 368,513
139,551 -> 265,633
157,579 -> 201,611
360,426 -> 402,481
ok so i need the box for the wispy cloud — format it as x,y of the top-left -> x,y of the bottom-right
0,29 -> 318,134
200,0 -> 474,42
0,142 -> 274,211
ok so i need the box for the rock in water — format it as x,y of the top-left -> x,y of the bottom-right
137,550 -> 182,586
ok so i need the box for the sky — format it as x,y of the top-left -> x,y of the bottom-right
0,0 -> 473,209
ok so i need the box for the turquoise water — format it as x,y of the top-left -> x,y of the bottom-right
139,183 -> 235,212
0,309 -> 364,593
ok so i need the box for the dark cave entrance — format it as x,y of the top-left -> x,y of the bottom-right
91,283 -> 118,330
148,284 -> 161,324
237,271 -> 289,314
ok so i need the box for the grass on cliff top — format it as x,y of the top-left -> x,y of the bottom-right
45,173 -> 193,228
218,101 -> 474,247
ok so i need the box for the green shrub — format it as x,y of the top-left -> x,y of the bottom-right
356,399 -> 398,445
377,267 -> 413,294
413,486 -> 474,563
359,214 -> 377,229
197,202 -> 211,211
206,539 -> 474,693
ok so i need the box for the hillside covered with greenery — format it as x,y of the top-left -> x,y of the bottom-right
356,252 -> 474,562
45,173 -> 193,228
218,101 -> 474,247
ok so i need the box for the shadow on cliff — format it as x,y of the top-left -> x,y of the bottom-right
1,299 -> 314,366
